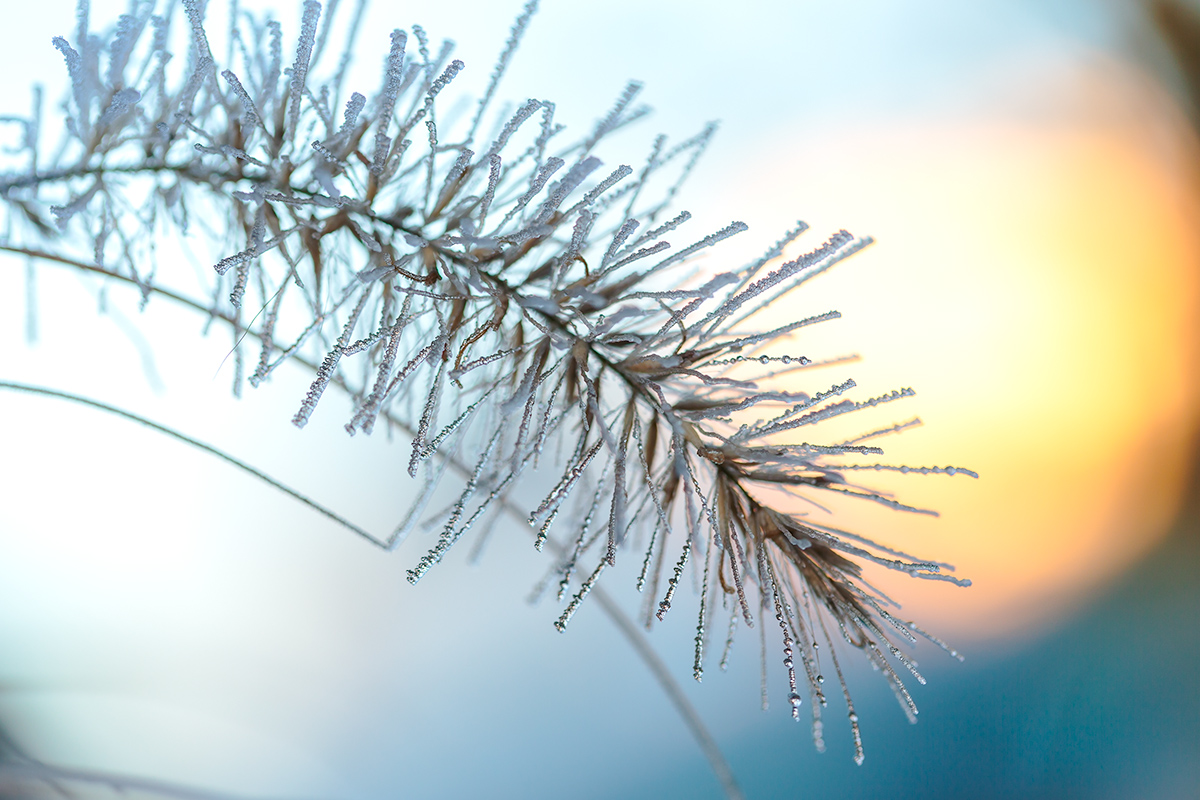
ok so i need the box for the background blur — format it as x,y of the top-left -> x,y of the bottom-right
1,0 -> 1198,797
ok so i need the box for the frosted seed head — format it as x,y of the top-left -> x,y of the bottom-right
5,0 -> 976,773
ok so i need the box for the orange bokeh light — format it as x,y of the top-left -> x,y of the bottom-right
716,54 -> 1200,641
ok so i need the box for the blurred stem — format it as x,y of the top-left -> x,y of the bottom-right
0,760 -> 253,800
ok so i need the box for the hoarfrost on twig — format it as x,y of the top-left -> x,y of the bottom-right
1,0 -> 976,783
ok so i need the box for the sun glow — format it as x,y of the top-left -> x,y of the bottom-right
725,55 -> 1200,640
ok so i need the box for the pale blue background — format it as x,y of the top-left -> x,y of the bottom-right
0,1 -> 1196,798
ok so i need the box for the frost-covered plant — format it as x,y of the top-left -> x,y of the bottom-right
0,0 -> 975,783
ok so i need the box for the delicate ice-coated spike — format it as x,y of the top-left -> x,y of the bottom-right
558,210 -> 595,287
493,156 -> 563,233
836,463 -> 980,479
336,92 -> 366,141
636,518 -> 661,593
530,437 -> 604,523
51,37 -> 89,132
724,238 -> 871,335
408,339 -> 449,477
790,236 -> 876,291
107,11 -> 147,90
656,536 -> 690,621
604,404 -> 635,565
311,140 -> 344,167
347,218 -> 380,251
723,220 -> 810,300
738,379 -> 857,441
712,310 -> 841,356
406,424 -> 503,584
679,390 -> 808,421
622,210 -> 691,255
602,240 -> 671,273
868,640 -> 920,723
563,164 -> 633,219
556,460 -> 612,594
648,221 -> 748,275
307,0 -> 342,71
583,81 -> 643,153
822,484 -> 940,517
682,453 -> 719,536
529,100 -> 560,171
482,98 -> 540,160
175,0 -> 215,122
249,285 -> 288,387
790,595 -> 829,745
292,287 -> 370,428
49,180 -> 100,231
802,519 -> 956,573
840,417 -> 924,446
535,156 -> 601,225
705,354 -> 813,368
180,0 -> 215,75
554,556 -> 606,633
534,506 -> 559,552
849,707 -> 865,765
72,0 -> 89,75
755,386 -> 919,442
419,385 -> 497,459
631,418 -> 672,582
888,643 -> 926,685
601,219 -> 639,270
763,554 -> 802,720
229,259 -> 250,309
432,147 -> 474,215
212,225 -> 299,275
466,0 -> 539,143
507,348 -> 553,472
532,374 -> 566,468
726,529 -> 755,627
376,334 -> 444,411
693,526 -> 715,682
221,69 -> 265,133
906,620 -> 964,662
790,526 -> 949,583
477,153 -> 503,229
371,29 -> 407,175
411,22 -> 432,74
697,230 -> 855,340
425,58 -> 464,102
626,275 -> 736,357
446,468 -> 521,552
811,598 -> 864,762
262,19 -> 283,110
451,348 -> 518,381
422,117 -> 440,206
